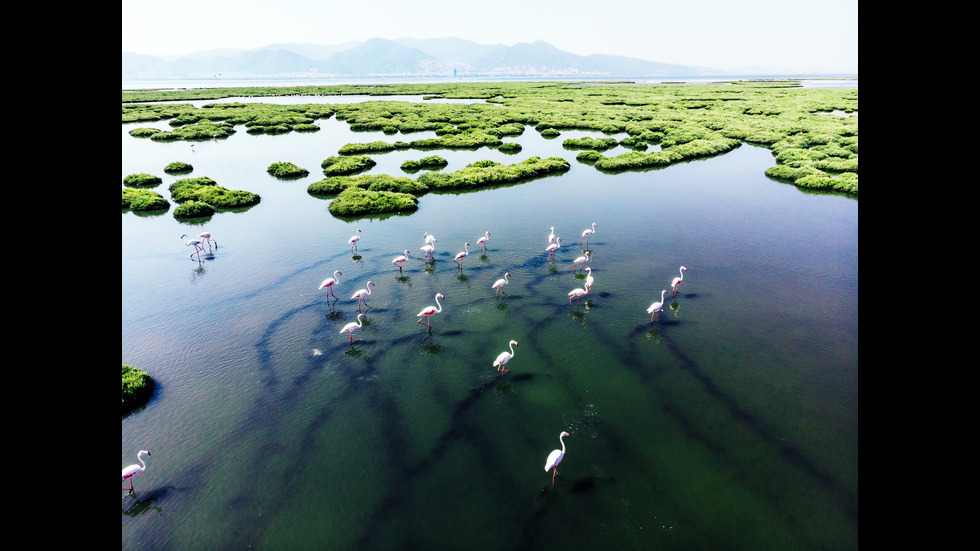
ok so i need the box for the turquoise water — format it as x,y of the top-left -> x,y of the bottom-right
122,98 -> 857,549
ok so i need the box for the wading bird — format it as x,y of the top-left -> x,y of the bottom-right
318,270 -> 342,299
568,287 -> 589,305
544,432 -> 569,486
584,267 -> 594,292
122,450 -> 151,494
492,273 -> 511,296
572,251 -> 591,272
454,243 -> 471,268
417,293 -> 445,328
493,340 -> 519,373
545,236 -> 562,261
671,266 -> 687,295
180,234 -> 204,260
548,226 -> 556,244
340,313 -> 366,343
392,250 -> 411,272
647,290 -> 668,321
423,232 -> 437,246
580,222 -> 597,247
477,231 -> 491,252
420,240 -> 436,260
351,281 -> 374,311
197,231 -> 217,249
348,229 -> 362,252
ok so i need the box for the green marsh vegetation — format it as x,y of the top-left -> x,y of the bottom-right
322,155 -> 377,176
122,364 -> 154,413
168,176 -> 261,218
123,80 -> 857,216
267,161 -> 310,178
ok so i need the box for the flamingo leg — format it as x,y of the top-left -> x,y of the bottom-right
552,467 -> 557,485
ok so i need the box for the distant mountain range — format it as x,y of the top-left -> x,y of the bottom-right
122,37 -> 720,80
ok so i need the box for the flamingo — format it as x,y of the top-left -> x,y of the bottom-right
477,231 -> 491,252
568,287 -> 589,305
584,267 -> 594,292
348,229 -> 362,252
671,266 -> 687,295
493,340 -> 519,373
580,222 -> 597,247
122,450 -> 151,493
548,226 -> 556,244
197,231 -> 217,249
420,238 -> 436,260
392,250 -> 411,272
423,232 -> 437,246
318,270 -> 342,299
340,313 -> 366,342
180,234 -> 204,260
544,432 -> 569,486
545,236 -> 562,261
572,250 -> 591,272
647,290 -> 668,321
351,281 -> 374,311
492,272 -> 511,297
417,293 -> 444,328
454,242 -> 471,268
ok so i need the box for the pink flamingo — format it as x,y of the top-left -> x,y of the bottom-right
351,281 -> 374,311
122,450 -> 151,494
423,232 -> 437,246
545,236 -> 562,261
568,287 -> 589,305
492,272 -> 511,296
180,234 -> 204,260
340,313 -> 366,342
548,226 -> 556,244
453,242 -> 471,268
544,432 -> 569,486
477,231 -> 491,252
493,340 -> 519,373
417,293 -> 444,328
671,266 -> 687,295
318,270 -> 342,299
647,290 -> 668,321
197,231 -> 218,249
348,228 -> 362,252
392,250 -> 411,272
580,222 -> 597,247
420,240 -> 436,260
584,267 -> 594,292
572,250 -> 590,272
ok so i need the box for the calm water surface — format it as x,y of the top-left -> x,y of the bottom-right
122,95 -> 857,550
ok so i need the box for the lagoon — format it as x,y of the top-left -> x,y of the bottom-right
122,88 -> 857,549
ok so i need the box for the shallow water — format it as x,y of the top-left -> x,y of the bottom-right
122,101 -> 857,550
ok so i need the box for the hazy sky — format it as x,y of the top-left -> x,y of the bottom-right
122,0 -> 857,74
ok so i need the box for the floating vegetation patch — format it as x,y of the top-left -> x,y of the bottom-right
267,162 -> 310,179
322,155 -> 377,176
122,188 -> 169,212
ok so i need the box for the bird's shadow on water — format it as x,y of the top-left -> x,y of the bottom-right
121,485 -> 182,516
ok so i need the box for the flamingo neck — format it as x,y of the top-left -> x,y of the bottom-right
435,295 -> 442,312
560,434 -> 566,453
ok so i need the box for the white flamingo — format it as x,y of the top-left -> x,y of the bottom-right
580,222 -> 597,247
568,287 -> 589,305
671,266 -> 687,295
122,450 -> 151,494
420,240 -> 436,260
492,272 -> 511,297
319,270 -> 342,299
477,231 -> 491,252
340,313 -> 366,342
392,250 -> 411,272
454,242 -> 471,268
423,232 -> 437,246
548,226 -> 556,244
493,340 -> 519,373
348,228 -> 362,252
197,231 -> 217,249
180,234 -> 204,260
647,290 -> 668,321
544,432 -> 569,486
545,236 -> 562,261
417,293 -> 445,328
584,267 -> 594,292
351,281 -> 374,311
572,250 -> 591,272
